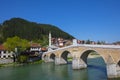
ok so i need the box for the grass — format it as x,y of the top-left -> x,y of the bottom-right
67,57 -> 73,61
0,62 -> 21,67
29,60 -> 44,64
0,60 -> 44,68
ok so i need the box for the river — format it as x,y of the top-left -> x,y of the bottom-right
0,57 -> 120,80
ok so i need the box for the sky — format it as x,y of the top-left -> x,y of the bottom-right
0,0 -> 120,43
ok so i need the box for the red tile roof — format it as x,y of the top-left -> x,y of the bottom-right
30,43 -> 41,47
0,45 -> 6,50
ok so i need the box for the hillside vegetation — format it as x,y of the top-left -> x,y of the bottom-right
0,18 -> 74,43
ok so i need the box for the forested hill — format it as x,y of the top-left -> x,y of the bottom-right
0,18 -> 74,42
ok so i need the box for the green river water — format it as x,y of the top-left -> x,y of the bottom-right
0,57 -> 120,80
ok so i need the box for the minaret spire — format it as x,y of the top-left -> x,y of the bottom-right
49,32 -> 52,47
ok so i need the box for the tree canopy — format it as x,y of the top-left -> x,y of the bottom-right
3,36 -> 30,51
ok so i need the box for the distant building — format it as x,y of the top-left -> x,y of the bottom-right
77,40 -> 85,44
113,41 -> 120,45
48,32 -> 72,50
0,45 -> 14,59
51,37 -> 72,47
30,43 -> 41,52
77,39 -> 97,44
0,45 -> 14,64
27,43 -> 47,53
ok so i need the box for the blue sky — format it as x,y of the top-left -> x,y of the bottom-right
0,0 -> 120,43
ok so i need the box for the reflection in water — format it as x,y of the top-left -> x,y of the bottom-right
108,78 -> 120,80
87,57 -> 107,80
0,58 -> 120,80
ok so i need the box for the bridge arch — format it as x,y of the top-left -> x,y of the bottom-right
42,54 -> 46,58
80,49 -> 106,64
42,54 -> 47,61
60,50 -> 72,63
50,53 -> 56,61
118,60 -> 120,67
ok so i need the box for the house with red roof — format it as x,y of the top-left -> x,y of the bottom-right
0,45 -> 14,59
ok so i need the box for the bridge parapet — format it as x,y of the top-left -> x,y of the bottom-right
77,44 -> 120,49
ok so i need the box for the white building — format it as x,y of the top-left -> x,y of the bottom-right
0,45 -> 14,59
0,51 -> 14,59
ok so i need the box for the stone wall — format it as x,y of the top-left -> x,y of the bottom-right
0,51 -> 14,64
0,58 -> 13,64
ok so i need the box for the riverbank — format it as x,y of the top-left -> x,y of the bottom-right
0,63 -> 23,68
0,60 -> 44,68
88,54 -> 101,58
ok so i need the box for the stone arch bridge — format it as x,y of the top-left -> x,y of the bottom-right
42,44 -> 120,78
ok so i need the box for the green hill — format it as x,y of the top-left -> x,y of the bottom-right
0,18 -> 74,43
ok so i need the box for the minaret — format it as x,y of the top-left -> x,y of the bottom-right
49,32 -> 52,47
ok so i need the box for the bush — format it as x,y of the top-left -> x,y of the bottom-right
18,55 -> 28,63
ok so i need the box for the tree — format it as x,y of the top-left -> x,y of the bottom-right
3,36 -> 30,51
113,41 -> 120,45
0,25 -> 3,43
86,39 -> 91,44
97,41 -> 105,44
97,41 -> 101,44
18,55 -> 28,63
34,35 -> 49,47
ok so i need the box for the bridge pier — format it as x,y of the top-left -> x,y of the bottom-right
107,63 -> 120,78
43,55 -> 54,62
72,57 -> 87,69
55,57 -> 67,65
